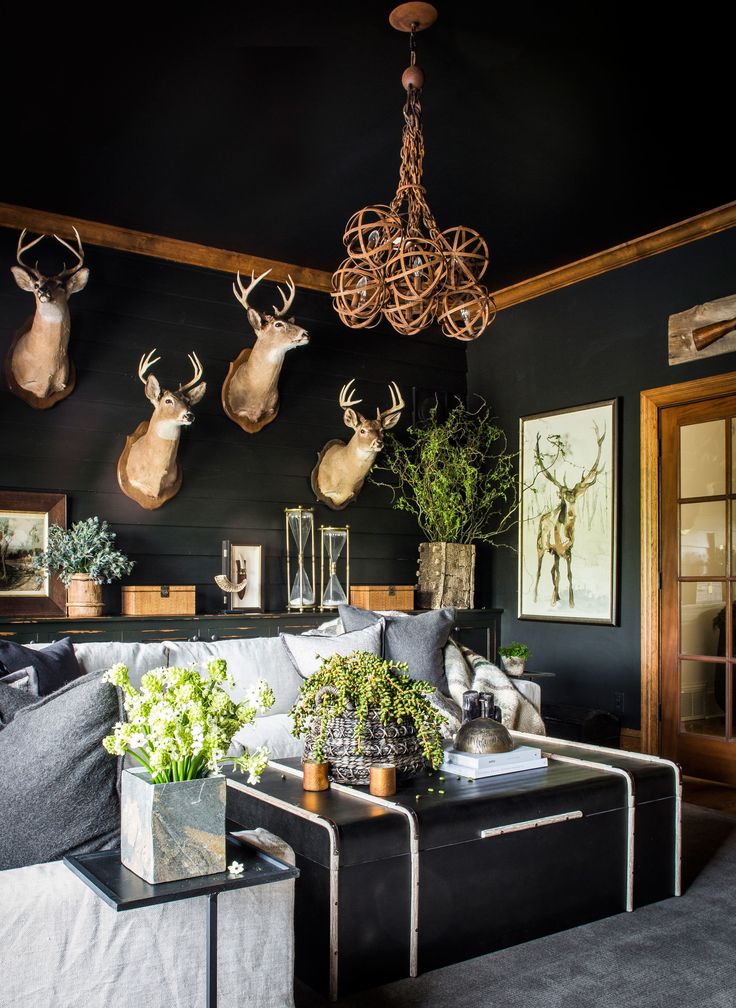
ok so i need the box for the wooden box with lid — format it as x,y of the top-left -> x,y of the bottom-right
121,585 -> 196,617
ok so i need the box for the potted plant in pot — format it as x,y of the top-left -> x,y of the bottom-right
498,641 -> 530,676
103,658 -> 274,883
290,650 -> 446,784
32,516 -> 134,617
372,397 -> 518,608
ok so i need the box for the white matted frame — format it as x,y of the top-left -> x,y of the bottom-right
518,398 -> 618,624
222,541 -> 263,612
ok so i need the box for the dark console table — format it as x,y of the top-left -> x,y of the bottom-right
0,608 -> 502,660
64,834 -> 298,1008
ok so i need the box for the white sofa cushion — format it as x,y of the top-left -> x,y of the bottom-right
165,638 -> 303,715
72,642 -> 170,688
229,713 -> 304,761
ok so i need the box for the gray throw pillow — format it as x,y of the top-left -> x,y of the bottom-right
338,604 -> 455,690
281,620 -> 384,679
0,664 -> 40,695
0,670 -> 124,870
0,638 -> 82,696
0,678 -> 37,726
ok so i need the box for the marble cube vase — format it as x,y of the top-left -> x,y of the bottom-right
120,767 -> 226,884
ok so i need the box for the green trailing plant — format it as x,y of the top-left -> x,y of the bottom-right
498,641 -> 530,661
290,650 -> 446,769
32,517 -> 134,586
102,659 -> 275,784
371,397 -> 518,545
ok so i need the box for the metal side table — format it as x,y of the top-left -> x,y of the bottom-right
64,834 -> 299,1008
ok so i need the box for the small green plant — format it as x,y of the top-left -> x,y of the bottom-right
498,641 -> 530,660
32,517 -> 134,586
290,650 -> 446,768
103,659 -> 274,784
371,397 -> 518,546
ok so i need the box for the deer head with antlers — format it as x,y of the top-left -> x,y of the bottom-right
6,228 -> 89,408
221,269 -> 309,434
117,350 -> 207,510
311,380 -> 405,510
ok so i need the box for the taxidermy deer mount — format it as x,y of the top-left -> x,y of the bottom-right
6,228 -> 89,409
117,350 -> 206,510
311,380 -> 405,510
221,269 -> 309,433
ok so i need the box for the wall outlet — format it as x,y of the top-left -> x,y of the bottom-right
613,691 -> 625,713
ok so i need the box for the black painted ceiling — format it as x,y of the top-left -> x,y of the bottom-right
2,2 -> 733,289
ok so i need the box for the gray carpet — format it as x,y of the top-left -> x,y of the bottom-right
294,803 -> 736,1008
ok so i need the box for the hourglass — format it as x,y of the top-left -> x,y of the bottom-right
285,506 -> 316,611
320,525 -> 350,609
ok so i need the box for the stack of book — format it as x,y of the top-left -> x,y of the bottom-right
440,743 -> 548,780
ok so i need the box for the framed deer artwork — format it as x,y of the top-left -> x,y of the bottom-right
518,399 -> 618,624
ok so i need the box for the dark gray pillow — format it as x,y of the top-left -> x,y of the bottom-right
0,677 -> 37,726
0,638 -> 82,696
338,604 -> 455,690
0,670 -> 124,869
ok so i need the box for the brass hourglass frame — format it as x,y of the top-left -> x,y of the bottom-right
319,524 -> 350,610
285,506 -> 317,612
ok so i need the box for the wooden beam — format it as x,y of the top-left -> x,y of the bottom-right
493,202 -> 736,311
0,202 -> 334,294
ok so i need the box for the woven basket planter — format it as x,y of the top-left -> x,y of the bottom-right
304,709 -> 426,784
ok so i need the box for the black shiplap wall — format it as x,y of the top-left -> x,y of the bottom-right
467,226 -> 736,729
0,229 -> 466,612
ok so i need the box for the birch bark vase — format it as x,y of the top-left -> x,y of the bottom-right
66,573 -> 104,618
120,768 -> 226,884
417,542 -> 476,609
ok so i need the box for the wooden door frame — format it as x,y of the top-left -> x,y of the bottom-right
641,370 -> 736,754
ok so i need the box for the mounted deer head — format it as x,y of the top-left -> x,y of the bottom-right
6,228 -> 89,408
311,380 -> 405,510
117,350 -> 207,510
221,268 -> 309,434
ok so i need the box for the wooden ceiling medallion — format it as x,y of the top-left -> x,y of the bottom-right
331,4 -> 493,342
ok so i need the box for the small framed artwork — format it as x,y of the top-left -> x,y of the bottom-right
518,399 -> 618,624
0,490 -> 67,617
220,541 -> 263,612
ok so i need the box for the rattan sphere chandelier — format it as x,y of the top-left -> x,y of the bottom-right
332,2 -> 495,342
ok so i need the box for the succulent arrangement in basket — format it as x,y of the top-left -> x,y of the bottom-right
289,650 -> 446,783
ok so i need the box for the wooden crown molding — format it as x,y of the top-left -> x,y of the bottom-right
493,202 -> 736,311
0,202 -> 334,294
1,199 -> 734,306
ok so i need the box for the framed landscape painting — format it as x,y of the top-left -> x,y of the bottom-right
0,490 -> 67,617
518,399 -> 618,624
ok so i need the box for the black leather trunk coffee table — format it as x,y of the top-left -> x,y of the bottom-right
226,744 -> 680,1001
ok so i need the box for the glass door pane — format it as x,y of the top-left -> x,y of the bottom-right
680,501 -> 726,576
681,419 -> 725,497
679,659 -> 726,737
680,582 -> 724,657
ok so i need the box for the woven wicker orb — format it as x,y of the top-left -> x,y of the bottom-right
440,225 -> 489,289
383,236 -> 446,303
437,285 -> 496,341
382,288 -> 437,335
343,205 -> 403,266
331,258 -> 384,328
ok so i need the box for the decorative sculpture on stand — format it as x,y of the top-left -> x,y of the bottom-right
311,380 -> 405,510
118,350 -> 206,510
6,228 -> 89,408
222,269 -> 309,433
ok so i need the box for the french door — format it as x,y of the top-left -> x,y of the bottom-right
661,394 -> 736,782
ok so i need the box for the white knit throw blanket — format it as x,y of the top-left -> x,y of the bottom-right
438,638 -> 546,737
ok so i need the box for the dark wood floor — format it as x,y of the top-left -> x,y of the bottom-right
683,777 -> 736,814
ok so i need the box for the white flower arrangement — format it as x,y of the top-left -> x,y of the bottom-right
102,658 -> 274,784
